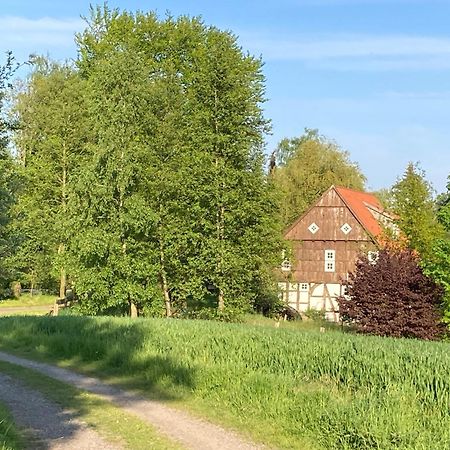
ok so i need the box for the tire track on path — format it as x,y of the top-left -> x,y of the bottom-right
0,373 -> 121,449
0,351 -> 266,450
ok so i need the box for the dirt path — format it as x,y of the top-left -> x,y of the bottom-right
0,372 -> 121,449
0,351 -> 265,450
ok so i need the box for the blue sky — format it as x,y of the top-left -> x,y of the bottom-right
2,0 -> 450,193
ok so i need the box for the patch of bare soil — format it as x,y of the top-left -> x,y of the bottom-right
0,372 -> 121,449
0,351 -> 265,450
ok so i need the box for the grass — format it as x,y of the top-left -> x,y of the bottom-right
0,402 -> 24,450
0,294 -> 56,308
0,360 -> 180,450
0,315 -> 448,449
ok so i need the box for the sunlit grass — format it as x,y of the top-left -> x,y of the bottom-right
0,315 -> 448,449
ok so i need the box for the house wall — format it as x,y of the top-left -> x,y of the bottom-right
289,240 -> 375,283
279,281 -> 343,321
281,187 -> 379,322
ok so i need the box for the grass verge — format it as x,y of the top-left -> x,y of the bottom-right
0,401 -> 24,450
0,315 -> 448,449
0,360 -> 180,450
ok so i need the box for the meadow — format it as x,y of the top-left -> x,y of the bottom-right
0,315 -> 448,449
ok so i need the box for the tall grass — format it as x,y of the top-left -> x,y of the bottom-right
0,402 -> 23,450
0,316 -> 448,449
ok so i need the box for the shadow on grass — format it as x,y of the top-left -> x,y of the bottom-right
0,316 -> 195,402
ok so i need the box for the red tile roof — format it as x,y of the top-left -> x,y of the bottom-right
334,186 -> 385,238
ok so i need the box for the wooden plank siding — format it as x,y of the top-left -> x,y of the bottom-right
280,186 -> 387,321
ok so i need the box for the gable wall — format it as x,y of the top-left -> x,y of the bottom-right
285,189 -> 370,242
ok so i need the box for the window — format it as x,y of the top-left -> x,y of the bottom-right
300,283 -> 309,291
324,249 -> 335,272
368,251 -> 379,264
308,222 -> 319,234
340,223 -> 352,235
281,259 -> 292,272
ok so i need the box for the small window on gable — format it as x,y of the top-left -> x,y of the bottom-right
281,259 -> 292,272
300,283 -> 309,291
340,223 -> 352,235
368,251 -> 379,264
308,222 -> 319,234
324,249 -> 335,272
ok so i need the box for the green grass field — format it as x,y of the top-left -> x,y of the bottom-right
0,315 -> 448,449
0,294 -> 56,309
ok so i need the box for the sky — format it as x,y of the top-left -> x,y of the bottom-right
2,0 -> 450,193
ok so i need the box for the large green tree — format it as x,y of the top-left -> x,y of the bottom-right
69,7 -> 281,317
0,52 -> 19,295
12,58 -> 90,303
421,176 -> 450,324
272,129 -> 366,227
391,163 -> 445,259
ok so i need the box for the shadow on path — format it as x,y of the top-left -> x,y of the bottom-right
0,372 -> 120,449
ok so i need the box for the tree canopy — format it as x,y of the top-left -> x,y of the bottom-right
272,129 -> 366,227
60,7 -> 282,317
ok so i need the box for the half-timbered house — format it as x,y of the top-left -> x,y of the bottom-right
280,185 -> 395,321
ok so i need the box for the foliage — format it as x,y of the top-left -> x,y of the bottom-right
0,316 -> 450,449
68,7 -> 282,316
11,58 -> 90,295
0,52 -> 20,297
338,247 -> 444,340
391,162 -> 445,259
272,129 -> 366,226
422,175 -> 450,324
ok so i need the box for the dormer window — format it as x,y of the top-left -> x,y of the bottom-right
340,223 -> 352,235
308,222 -> 319,234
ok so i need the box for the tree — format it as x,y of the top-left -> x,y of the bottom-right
12,58 -> 90,306
0,52 -> 19,296
422,176 -> 450,325
69,7 -> 281,317
272,129 -> 366,226
338,248 -> 444,340
391,163 -> 445,260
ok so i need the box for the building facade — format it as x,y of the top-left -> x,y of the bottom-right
280,186 -> 395,321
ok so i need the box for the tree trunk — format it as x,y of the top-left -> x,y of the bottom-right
158,213 -> 172,317
130,300 -> 138,318
218,289 -> 225,311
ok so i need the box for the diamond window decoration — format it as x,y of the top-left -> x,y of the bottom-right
308,222 -> 319,234
340,223 -> 352,235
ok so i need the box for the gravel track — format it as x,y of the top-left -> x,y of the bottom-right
0,372 -> 121,449
0,351 -> 265,450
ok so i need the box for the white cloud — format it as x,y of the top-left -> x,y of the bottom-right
0,16 -> 83,57
240,33 -> 450,71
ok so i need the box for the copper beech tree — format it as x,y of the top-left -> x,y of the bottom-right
338,248 -> 445,340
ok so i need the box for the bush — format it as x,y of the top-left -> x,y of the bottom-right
338,248 -> 445,340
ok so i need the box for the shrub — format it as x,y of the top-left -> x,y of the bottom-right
338,248 -> 444,340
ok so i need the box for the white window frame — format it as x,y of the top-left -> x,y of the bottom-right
368,251 -> 379,264
300,283 -> 309,292
281,259 -> 292,272
324,249 -> 335,272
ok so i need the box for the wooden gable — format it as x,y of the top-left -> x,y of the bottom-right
284,187 -> 373,243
